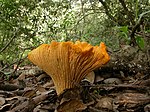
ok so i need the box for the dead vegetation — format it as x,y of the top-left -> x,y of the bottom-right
0,45 -> 150,112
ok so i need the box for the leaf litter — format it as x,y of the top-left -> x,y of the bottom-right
0,45 -> 150,112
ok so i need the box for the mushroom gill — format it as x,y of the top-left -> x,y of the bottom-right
28,41 -> 110,95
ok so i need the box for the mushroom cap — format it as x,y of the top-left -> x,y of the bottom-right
28,41 -> 110,95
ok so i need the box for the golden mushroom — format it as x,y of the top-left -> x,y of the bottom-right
28,41 -> 110,95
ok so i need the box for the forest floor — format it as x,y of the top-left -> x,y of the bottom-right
0,45 -> 150,112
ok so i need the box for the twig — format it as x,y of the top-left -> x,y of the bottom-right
98,0 -> 117,23
118,0 -> 136,45
135,32 -> 150,38
119,0 -> 135,25
83,84 -> 150,91
0,28 -> 19,53
0,56 -> 27,74
12,50 -> 26,74
71,12 -> 103,33
0,46 -> 34,73
130,10 -> 150,45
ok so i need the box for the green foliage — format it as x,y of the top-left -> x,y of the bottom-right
118,26 -> 130,44
0,0 -> 150,67
119,26 -> 128,34
135,36 -> 145,50
0,0 -> 73,64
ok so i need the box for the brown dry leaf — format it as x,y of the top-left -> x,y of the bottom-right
104,78 -> 122,84
95,75 -> 104,83
85,71 -> 95,84
56,99 -> 87,112
114,93 -> 150,108
6,96 -> 20,102
8,90 -> 55,112
12,73 -> 26,84
56,88 -> 85,112
0,104 -> 11,111
0,83 -> 22,91
36,86 -> 47,93
0,97 -> 5,106
134,72 -> 144,79
144,104 -> 150,112
34,105 -> 49,112
37,73 -> 49,82
17,79 -> 26,89
34,103 -> 56,112
10,98 -> 35,112
95,97 -> 113,110
17,73 -> 26,80
43,80 -> 54,89
36,86 -> 47,95
58,88 -> 81,102
22,88 -> 36,98
7,96 -> 28,111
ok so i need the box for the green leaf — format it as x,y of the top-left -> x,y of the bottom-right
4,72 -> 12,75
119,26 -> 128,34
135,36 -> 145,50
146,29 -> 150,33
0,55 -> 3,60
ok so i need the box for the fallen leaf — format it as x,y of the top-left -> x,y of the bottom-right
0,97 -> 5,106
56,99 -> 87,112
85,71 -> 95,84
104,78 -> 122,84
43,80 -> 54,89
95,97 -> 113,110
114,93 -> 150,108
22,88 -> 36,98
144,104 -> 150,112
0,104 -> 11,111
95,75 -> 104,83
